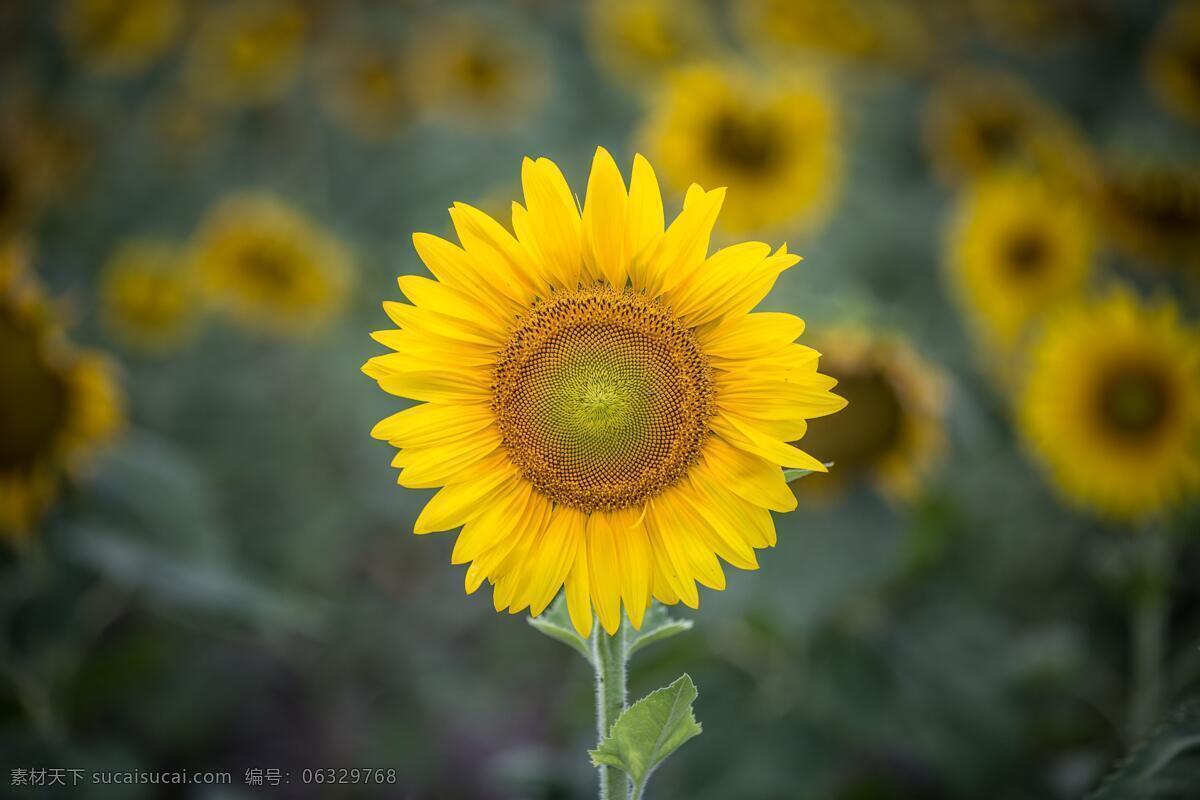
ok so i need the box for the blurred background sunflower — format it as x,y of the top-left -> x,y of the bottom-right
1,1 -> 1198,798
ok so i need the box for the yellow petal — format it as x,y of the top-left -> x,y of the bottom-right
397,428 -> 502,488
700,312 -> 805,361
651,563 -> 680,606
397,274 -> 508,332
565,540 -> 594,638
626,153 -> 665,289
671,244 -> 800,327
465,491 -> 552,593
376,367 -> 490,405
413,455 -> 515,534
652,491 -> 726,590
581,147 -> 629,289
611,507 -> 652,629
524,505 -> 584,617
587,512 -> 624,635
640,185 -> 725,297
520,156 -> 583,290
370,402 -> 494,447
366,333 -> 497,370
700,437 -> 797,512
712,415 -> 828,472
452,480 -> 532,565
645,501 -> 700,608
449,202 -> 547,304
684,475 -> 764,566
412,232 -> 524,319
666,242 -> 771,323
691,465 -> 777,547
382,301 -> 503,348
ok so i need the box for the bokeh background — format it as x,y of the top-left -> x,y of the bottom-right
2,0 -> 1200,797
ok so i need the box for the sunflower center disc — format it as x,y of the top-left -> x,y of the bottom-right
1004,229 -> 1050,277
493,286 -> 714,512
707,111 -> 782,174
1097,364 -> 1172,440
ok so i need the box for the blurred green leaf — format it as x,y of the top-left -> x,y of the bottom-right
528,595 -> 593,664
64,524 -> 322,636
1090,696 -> 1200,800
590,674 -> 702,799
627,604 -> 692,661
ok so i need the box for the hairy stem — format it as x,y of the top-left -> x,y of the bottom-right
592,619 -> 628,800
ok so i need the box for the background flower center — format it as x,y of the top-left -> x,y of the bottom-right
798,366 -> 904,475
1095,362 -> 1173,442
707,110 -> 783,174
0,314 -> 68,471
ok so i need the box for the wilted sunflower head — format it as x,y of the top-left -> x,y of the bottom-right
947,171 -> 1095,353
1147,0 -> 1200,128
194,192 -> 352,336
364,148 -> 847,635
406,10 -> 548,129
100,238 -> 200,353
642,63 -> 841,236
1019,290 -> 1200,521
186,0 -> 307,108
795,329 -> 948,502
0,248 -> 122,540
61,0 -> 183,77
586,0 -> 716,86
1093,157 -> 1200,272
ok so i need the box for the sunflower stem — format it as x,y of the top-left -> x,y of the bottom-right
1129,525 -> 1171,740
592,618 -> 629,800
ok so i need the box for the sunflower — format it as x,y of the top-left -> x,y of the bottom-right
641,63 -> 841,236
406,11 -> 548,130
586,0 -> 716,88
1147,0 -> 1200,127
100,238 -> 200,353
185,0 -> 307,109
1019,290 -> 1200,520
60,0 -> 183,77
316,38 -> 410,141
922,69 -> 1090,187
0,102 -> 92,231
1092,157 -> 1200,272
0,147 -> 37,240
0,246 -> 122,540
363,148 -> 846,635
734,0 -> 932,71
194,192 -> 352,335
793,328 -> 947,502
946,171 -> 1095,353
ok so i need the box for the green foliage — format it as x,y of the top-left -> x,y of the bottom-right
590,674 -> 702,800
784,463 -> 833,483
527,595 -> 594,664
626,604 -> 692,661
1090,697 -> 1200,800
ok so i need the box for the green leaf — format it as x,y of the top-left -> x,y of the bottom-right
1089,696 -> 1200,799
527,595 -> 593,665
627,603 -> 692,660
784,462 -> 833,482
589,674 -> 702,797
